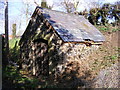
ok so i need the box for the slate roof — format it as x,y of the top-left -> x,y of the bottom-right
37,7 -> 105,42
20,6 -> 105,44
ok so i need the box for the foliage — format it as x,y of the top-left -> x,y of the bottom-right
99,27 -> 109,31
79,9 -> 88,19
104,55 -> 118,61
41,0 -> 48,8
82,1 -> 120,26
41,0 -> 52,9
2,65 -> 41,89
2,65 -> 59,89
61,0 -> 80,13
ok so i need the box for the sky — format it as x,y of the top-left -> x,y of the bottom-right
0,0 -> 119,35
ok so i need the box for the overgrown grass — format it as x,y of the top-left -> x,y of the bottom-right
3,64 -> 58,89
2,65 -> 41,89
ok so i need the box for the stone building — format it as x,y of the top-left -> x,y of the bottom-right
19,6 -> 105,76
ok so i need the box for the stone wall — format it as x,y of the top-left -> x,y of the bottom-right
52,43 -> 99,75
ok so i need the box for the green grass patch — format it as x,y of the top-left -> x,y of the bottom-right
9,38 -> 20,49
9,38 -> 20,63
104,55 -> 118,61
99,27 -> 109,32
96,25 -> 119,33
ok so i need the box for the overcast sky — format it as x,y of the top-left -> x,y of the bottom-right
0,0 -> 119,35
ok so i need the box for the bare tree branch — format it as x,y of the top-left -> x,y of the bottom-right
61,0 -> 81,13
34,0 -> 40,6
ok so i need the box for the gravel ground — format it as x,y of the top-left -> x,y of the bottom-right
90,63 -> 119,88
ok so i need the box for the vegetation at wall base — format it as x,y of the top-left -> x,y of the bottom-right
2,1 -> 119,88
3,25 -> 119,88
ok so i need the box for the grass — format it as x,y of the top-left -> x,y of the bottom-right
99,27 -> 109,32
3,65 -> 41,89
9,38 -> 20,63
91,54 -> 118,71
112,28 -> 120,32
96,24 -> 119,32
3,64 -> 58,89
90,45 -> 119,73
9,38 -> 20,49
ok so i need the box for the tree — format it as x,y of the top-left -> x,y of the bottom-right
41,0 -> 48,8
87,1 -> 120,26
78,9 -> 88,19
61,0 -> 80,13
34,0 -> 52,9
111,1 -> 120,26
21,0 -> 33,25
88,3 -> 112,26
88,8 -> 100,25
101,3 -> 111,25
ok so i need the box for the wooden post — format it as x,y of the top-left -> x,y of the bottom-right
5,0 -> 9,64
12,24 -> 16,38
0,35 -> 2,90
